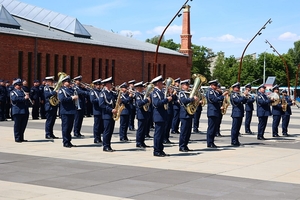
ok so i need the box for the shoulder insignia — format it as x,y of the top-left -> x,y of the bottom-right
91,92 -> 94,95
59,90 -> 62,94
209,91 -> 213,94
137,96 -> 141,100
153,93 -> 157,98
100,93 -> 104,97
180,93 -> 184,97
45,88 -> 48,91
258,96 -> 261,98
10,92 -> 14,96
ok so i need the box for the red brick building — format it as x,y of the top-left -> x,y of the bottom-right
0,0 -> 192,86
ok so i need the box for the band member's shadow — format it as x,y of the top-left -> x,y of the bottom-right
75,144 -> 102,148
194,147 -> 236,152
115,148 -> 147,152
170,152 -> 201,156
241,142 -> 266,146
189,139 -> 206,142
26,139 -> 55,143
265,137 -> 296,141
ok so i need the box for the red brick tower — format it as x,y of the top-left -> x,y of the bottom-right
179,5 -> 193,67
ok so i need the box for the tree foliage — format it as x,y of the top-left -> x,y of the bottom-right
145,35 -> 300,88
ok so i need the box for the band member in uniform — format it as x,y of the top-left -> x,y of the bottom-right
90,79 -> 103,143
230,82 -> 247,146
179,79 -> 198,152
215,83 -> 223,137
281,89 -> 293,136
10,78 -> 29,142
128,80 -> 136,131
30,80 -> 40,119
206,79 -> 227,148
164,84 -> 176,144
5,80 -> 11,120
0,79 -> 7,121
244,83 -> 255,134
171,77 -> 181,134
99,77 -> 117,152
193,93 -> 203,133
144,82 -> 153,139
44,76 -> 59,139
271,85 -> 283,137
150,75 -> 172,157
119,82 -> 133,142
58,76 -> 78,148
256,84 -> 271,140
72,75 -> 88,138
39,79 -> 46,119
134,81 -> 151,148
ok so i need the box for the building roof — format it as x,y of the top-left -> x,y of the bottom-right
0,4 -> 20,28
0,0 -> 185,56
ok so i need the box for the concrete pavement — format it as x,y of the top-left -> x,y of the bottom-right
0,107 -> 300,199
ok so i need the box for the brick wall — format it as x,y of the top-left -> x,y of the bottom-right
0,33 -> 191,87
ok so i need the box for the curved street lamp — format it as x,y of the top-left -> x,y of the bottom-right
265,39 -> 291,95
153,0 -> 192,79
238,18 -> 272,82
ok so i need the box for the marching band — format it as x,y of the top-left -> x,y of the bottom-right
0,73 -> 296,157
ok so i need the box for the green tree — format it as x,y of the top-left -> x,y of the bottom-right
191,44 -> 214,80
146,35 -> 180,51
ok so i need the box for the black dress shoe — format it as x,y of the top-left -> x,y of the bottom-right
231,142 -> 241,147
15,140 -> 22,143
145,135 -> 153,139
153,152 -> 165,157
136,144 -> 149,148
273,134 -> 280,137
215,133 -> 222,137
282,133 -> 289,136
163,139 -> 174,144
120,138 -> 129,142
161,151 -> 170,156
103,147 -> 114,152
246,131 -> 254,134
179,148 -> 188,152
63,143 -> 72,148
193,129 -> 200,133
52,136 -> 59,139
69,143 -> 76,147
207,143 -> 218,148
171,131 -> 176,134
45,135 -> 53,139
74,134 -> 84,138
257,136 -> 266,140
94,139 -> 102,144
21,139 -> 28,142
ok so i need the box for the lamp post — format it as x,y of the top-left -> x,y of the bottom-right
153,0 -> 192,79
265,39 -> 290,95
238,18 -> 272,82
263,49 -> 268,84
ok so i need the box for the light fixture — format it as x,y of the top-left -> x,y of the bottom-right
178,13 -> 182,17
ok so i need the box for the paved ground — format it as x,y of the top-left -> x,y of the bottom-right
0,106 -> 300,200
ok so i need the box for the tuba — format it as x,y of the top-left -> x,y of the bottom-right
49,72 -> 67,106
268,92 -> 280,106
113,87 -> 125,121
163,77 -> 175,110
186,74 -> 207,115
143,82 -> 154,111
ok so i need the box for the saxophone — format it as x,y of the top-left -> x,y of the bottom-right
143,82 -> 154,111
113,88 -> 125,121
281,94 -> 287,112
186,74 -> 207,115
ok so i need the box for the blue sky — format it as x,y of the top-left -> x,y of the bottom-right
18,0 -> 300,58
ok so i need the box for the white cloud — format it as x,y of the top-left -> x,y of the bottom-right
147,25 -> 182,35
119,30 -> 142,37
278,32 -> 300,41
199,34 -> 247,43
